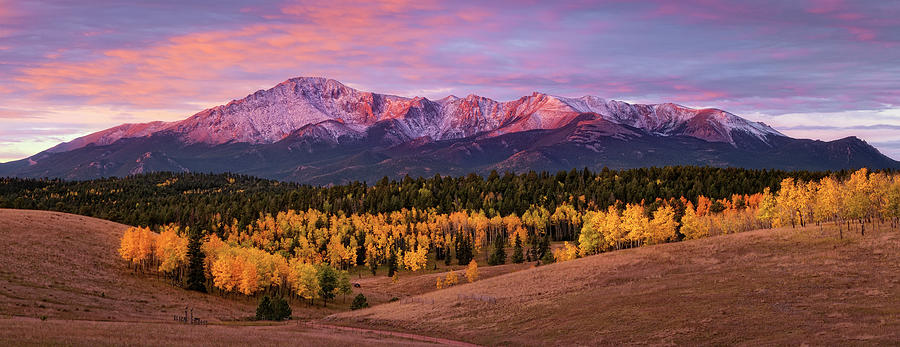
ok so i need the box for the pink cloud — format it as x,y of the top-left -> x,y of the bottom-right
12,0 -> 494,108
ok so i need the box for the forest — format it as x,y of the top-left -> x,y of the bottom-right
1,166 -> 834,233
5,166 -> 899,306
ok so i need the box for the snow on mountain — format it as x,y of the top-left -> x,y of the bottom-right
45,121 -> 173,153
42,77 -> 786,155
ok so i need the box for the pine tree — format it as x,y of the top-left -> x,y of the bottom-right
487,235 -> 506,266
456,234 -> 474,266
185,229 -> 207,293
387,248 -> 398,278
256,296 -> 273,320
350,294 -> 369,310
511,233 -> 524,263
272,296 -> 292,321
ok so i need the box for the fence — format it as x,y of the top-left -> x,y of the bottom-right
173,307 -> 208,325
456,293 -> 497,303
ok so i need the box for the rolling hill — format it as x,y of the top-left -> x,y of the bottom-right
0,209 -> 464,346
329,224 -> 900,345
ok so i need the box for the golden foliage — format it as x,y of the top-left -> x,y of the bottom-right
465,261 -> 479,283
444,270 -> 459,287
553,241 -> 579,262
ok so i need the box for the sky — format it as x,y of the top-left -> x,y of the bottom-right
1,0 -> 899,162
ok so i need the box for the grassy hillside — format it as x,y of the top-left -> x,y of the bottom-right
0,209 -> 253,322
330,224 -> 900,345
4,208 -> 898,345
0,209 -> 462,346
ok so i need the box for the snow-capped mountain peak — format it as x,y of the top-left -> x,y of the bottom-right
48,77 -> 785,154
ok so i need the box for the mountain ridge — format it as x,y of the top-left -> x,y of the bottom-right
2,77 -> 897,183
41,77 -> 785,151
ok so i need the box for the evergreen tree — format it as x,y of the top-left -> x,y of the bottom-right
443,245 -> 453,266
256,295 -> 291,321
185,230 -> 207,293
272,296 -> 292,321
538,233 -> 551,260
511,234 -> 524,264
351,294 -> 369,310
540,248 -> 556,265
487,235 -> 506,266
387,248 -> 398,278
256,296 -> 273,320
456,234 -> 474,266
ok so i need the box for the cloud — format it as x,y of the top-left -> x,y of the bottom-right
0,0 -> 899,160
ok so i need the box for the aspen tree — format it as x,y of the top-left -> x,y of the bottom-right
465,261 -> 479,283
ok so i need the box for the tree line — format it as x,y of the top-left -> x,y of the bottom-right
1,166 -> 839,234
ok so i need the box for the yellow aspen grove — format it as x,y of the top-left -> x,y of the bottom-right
756,188 -> 777,227
155,224 -> 188,275
211,255 -> 238,292
889,176 -> 900,229
600,205 -> 625,250
118,227 -> 139,263
648,204 -> 678,244
622,203 -> 649,247
552,204 -> 581,241
470,212 -> 489,254
299,262 -> 320,302
238,259 -> 259,295
799,181 -> 817,227
870,172 -> 893,225
119,226 -> 156,271
503,214 -> 524,246
813,177 -> 843,234
680,202 -> 708,240
774,178 -> 799,227
578,211 -> 604,256
887,176 -> 900,230
465,261 -> 479,283
326,234 -> 351,269
845,168 -> 874,234
695,196 -> 712,216
402,246 -> 429,271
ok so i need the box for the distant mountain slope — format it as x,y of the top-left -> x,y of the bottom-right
1,77 -> 897,183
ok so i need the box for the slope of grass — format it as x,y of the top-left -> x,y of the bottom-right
329,224 -> 900,345
0,209 -> 455,346
0,209 -> 254,322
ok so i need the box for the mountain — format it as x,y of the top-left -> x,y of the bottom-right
2,77 -> 898,184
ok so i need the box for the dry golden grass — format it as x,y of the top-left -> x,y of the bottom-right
351,262 -> 532,306
0,317 -> 438,346
0,209 -> 253,322
330,224 -> 900,345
